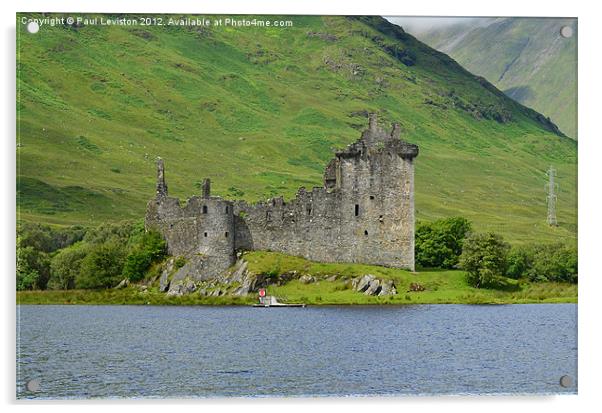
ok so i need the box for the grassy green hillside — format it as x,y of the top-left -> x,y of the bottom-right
17,14 -> 577,244
398,17 -> 577,139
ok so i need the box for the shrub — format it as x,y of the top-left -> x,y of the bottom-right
76,241 -> 126,289
49,243 -> 88,289
460,232 -> 510,288
527,243 -> 577,283
504,243 -> 577,283
506,246 -> 532,279
415,217 -> 472,268
17,221 -> 164,290
122,230 -> 166,282
16,245 -> 50,290
18,223 -> 86,253
83,221 -> 135,246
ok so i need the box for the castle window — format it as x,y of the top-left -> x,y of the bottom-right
272,199 -> 276,207
204,232 -> 208,237
370,195 -> 375,200
307,205 -> 312,216
355,204 -> 359,216
225,232 -> 229,238
225,206 -> 229,214
364,230 -> 368,236
266,211 -> 272,221
202,205 -> 208,214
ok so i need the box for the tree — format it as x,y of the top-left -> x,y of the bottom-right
503,243 -> 577,283
16,245 -> 50,290
506,246 -> 532,279
527,243 -> 577,283
460,232 -> 510,288
415,217 -> 472,268
18,223 -> 86,252
122,230 -> 166,282
49,243 -> 88,290
76,242 -> 126,289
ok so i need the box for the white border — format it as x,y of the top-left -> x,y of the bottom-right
3,0 -> 600,412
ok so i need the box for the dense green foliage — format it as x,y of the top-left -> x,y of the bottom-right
507,243 -> 577,283
17,221 -> 166,290
16,13 -> 576,246
16,223 -> 86,290
48,243 -> 87,289
460,232 -> 511,288
415,217 -> 471,268
16,245 -> 50,290
76,241 -> 127,289
122,230 -> 166,282
506,246 -> 531,279
18,223 -> 86,252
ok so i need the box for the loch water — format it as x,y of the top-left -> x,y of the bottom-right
17,304 -> 577,398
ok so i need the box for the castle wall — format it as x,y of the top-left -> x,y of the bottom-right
146,194 -> 236,279
145,115 -> 419,280
232,138 -> 416,269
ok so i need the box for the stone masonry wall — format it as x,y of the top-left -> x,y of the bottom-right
146,175 -> 236,280
232,115 -> 418,269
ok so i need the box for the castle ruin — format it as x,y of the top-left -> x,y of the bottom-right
145,114 -> 419,282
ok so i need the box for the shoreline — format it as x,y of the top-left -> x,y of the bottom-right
16,288 -> 577,306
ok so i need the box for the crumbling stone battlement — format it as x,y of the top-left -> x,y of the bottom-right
145,114 -> 419,283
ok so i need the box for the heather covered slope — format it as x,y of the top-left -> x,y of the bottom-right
17,14 -> 576,244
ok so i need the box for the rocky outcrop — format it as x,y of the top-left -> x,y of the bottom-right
378,280 -> 397,296
299,274 -> 316,284
353,274 -> 376,292
351,274 -> 397,296
163,257 -> 268,297
166,255 -> 226,295
158,257 -> 176,292
223,259 -> 262,296
155,253 -> 397,298
167,278 -> 197,296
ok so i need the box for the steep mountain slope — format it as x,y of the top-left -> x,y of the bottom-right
17,14 -> 577,244
395,17 -> 577,138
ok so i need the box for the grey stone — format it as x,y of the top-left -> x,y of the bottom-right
115,279 -> 129,289
364,279 -> 382,296
378,280 -> 397,296
167,278 -> 197,296
350,275 -> 397,296
159,257 -> 176,292
299,275 -> 316,284
354,274 -> 376,292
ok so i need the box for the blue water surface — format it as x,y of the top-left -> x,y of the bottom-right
16,304 -> 577,398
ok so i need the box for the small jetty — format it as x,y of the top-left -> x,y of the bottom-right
253,295 -> 306,308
